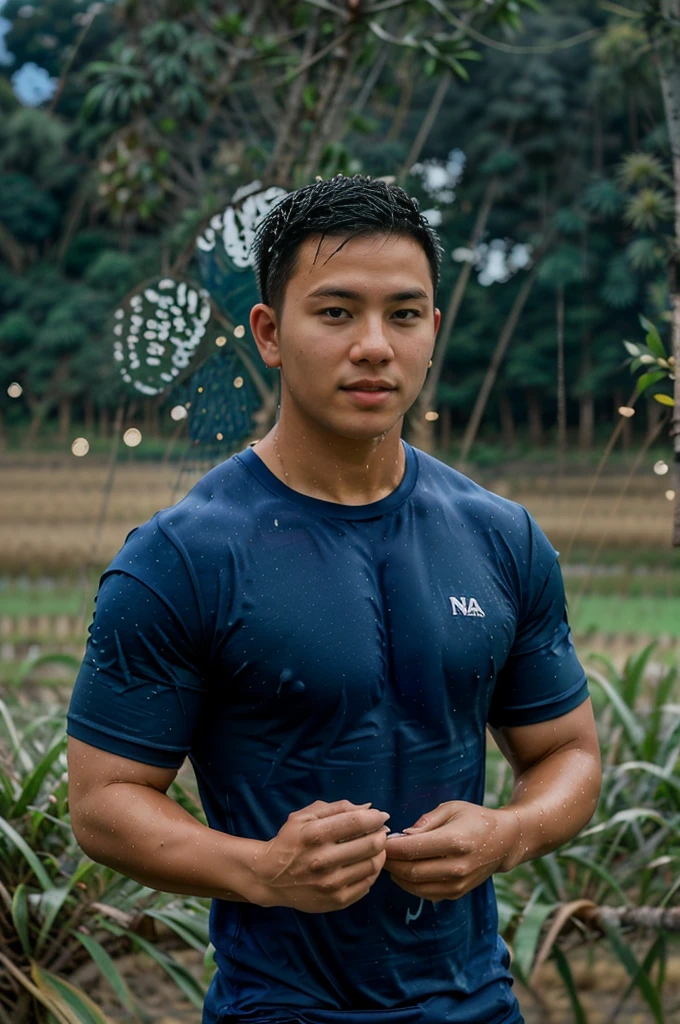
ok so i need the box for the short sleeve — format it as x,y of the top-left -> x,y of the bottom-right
66,521 -> 208,769
487,514 -> 589,730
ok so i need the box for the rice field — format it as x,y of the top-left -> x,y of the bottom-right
0,451 -> 677,575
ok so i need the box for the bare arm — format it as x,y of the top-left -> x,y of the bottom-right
67,737 -> 263,904
489,698 -> 602,872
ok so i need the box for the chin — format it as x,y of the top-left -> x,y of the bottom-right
325,415 -> 403,441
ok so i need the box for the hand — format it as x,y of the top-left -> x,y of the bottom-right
252,799 -> 391,913
383,801 -> 518,903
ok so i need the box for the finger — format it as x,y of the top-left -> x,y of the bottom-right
386,857 -> 453,883
317,808 -> 390,844
296,800 -> 373,823
384,830 -> 455,860
403,802 -> 466,833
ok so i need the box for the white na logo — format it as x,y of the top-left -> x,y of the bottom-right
449,596 -> 486,618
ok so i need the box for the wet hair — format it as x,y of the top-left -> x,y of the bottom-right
249,173 -> 445,321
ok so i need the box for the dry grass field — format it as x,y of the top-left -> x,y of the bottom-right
0,451 -> 675,574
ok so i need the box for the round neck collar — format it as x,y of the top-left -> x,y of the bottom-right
235,439 -> 418,520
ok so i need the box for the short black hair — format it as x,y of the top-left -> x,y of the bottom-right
249,173 -> 445,320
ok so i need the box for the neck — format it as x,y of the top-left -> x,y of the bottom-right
253,416 -> 406,506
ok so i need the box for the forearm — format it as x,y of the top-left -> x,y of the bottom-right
496,744 -> 601,872
72,782 -> 265,904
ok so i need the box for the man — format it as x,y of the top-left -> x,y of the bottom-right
67,174 -> 601,1024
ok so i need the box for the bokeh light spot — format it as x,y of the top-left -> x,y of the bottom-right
71,437 -> 89,457
123,427 -> 142,447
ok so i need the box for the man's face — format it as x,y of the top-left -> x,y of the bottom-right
250,232 -> 441,441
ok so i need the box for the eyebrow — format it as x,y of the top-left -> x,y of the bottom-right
306,286 -> 430,303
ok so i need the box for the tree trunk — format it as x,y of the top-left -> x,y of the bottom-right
407,173 -> 503,451
458,254 -> 545,467
578,331 -> 594,451
397,70 -> 453,180
653,0 -> 680,544
556,284 -> 567,468
58,396 -> 71,444
407,120 -> 521,453
84,397 -> 95,433
23,405 -> 46,449
526,389 -> 544,447
98,405 -> 110,440
579,394 -> 595,451
264,11 -> 320,183
614,387 -> 632,450
646,393 -> 663,442
498,393 -> 516,450
300,29 -> 363,182
386,52 -> 417,143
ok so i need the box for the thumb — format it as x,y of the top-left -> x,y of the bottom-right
404,802 -> 459,834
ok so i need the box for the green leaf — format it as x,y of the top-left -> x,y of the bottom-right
31,962 -> 117,1024
636,371 -> 668,396
0,697 -> 33,772
588,668 -> 645,754
11,736 -> 66,818
639,315 -> 667,358
301,84 -> 317,111
73,932 -> 141,1021
558,852 -> 629,904
511,900 -> 557,979
653,393 -> 675,406
34,886 -> 73,958
103,927 -> 206,1009
622,640 -> 659,707
601,922 -> 665,1023
0,815 -> 52,889
552,945 -> 589,1024
623,340 -> 641,357
12,883 -> 32,957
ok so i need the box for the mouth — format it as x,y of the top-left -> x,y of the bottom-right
340,386 -> 396,407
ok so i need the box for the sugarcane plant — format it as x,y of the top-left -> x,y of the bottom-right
0,662 -> 213,1024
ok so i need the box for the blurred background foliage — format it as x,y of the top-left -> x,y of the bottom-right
2,1 -> 680,1022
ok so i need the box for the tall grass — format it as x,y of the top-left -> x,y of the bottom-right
487,642 -> 680,1021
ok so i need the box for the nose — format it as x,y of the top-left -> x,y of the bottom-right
350,314 -> 395,362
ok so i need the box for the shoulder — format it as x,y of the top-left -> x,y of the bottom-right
410,445 -> 536,536
104,452 -> 251,608
410,446 -> 558,599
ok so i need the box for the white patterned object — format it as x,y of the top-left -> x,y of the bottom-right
112,277 -> 211,396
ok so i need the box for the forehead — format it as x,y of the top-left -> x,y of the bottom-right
288,232 -> 433,297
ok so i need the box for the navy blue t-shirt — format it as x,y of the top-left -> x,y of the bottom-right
67,440 -> 589,1024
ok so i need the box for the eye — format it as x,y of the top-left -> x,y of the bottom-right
320,307 -> 350,319
318,308 -> 422,321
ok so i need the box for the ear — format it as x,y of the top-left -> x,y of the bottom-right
250,303 -> 282,370
433,307 -> 442,336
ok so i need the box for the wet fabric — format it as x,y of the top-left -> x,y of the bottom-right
67,440 -> 588,1024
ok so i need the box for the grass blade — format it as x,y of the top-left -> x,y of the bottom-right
588,668 -> 645,754
73,932 -> 142,1023
31,962 -> 118,1024
552,945 -> 590,1024
12,882 -> 32,956
601,921 -> 665,1022
0,814 -> 52,889
10,736 -> 67,818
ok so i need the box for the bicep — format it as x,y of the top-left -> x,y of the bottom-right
488,697 -> 600,778
68,735 -> 180,825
